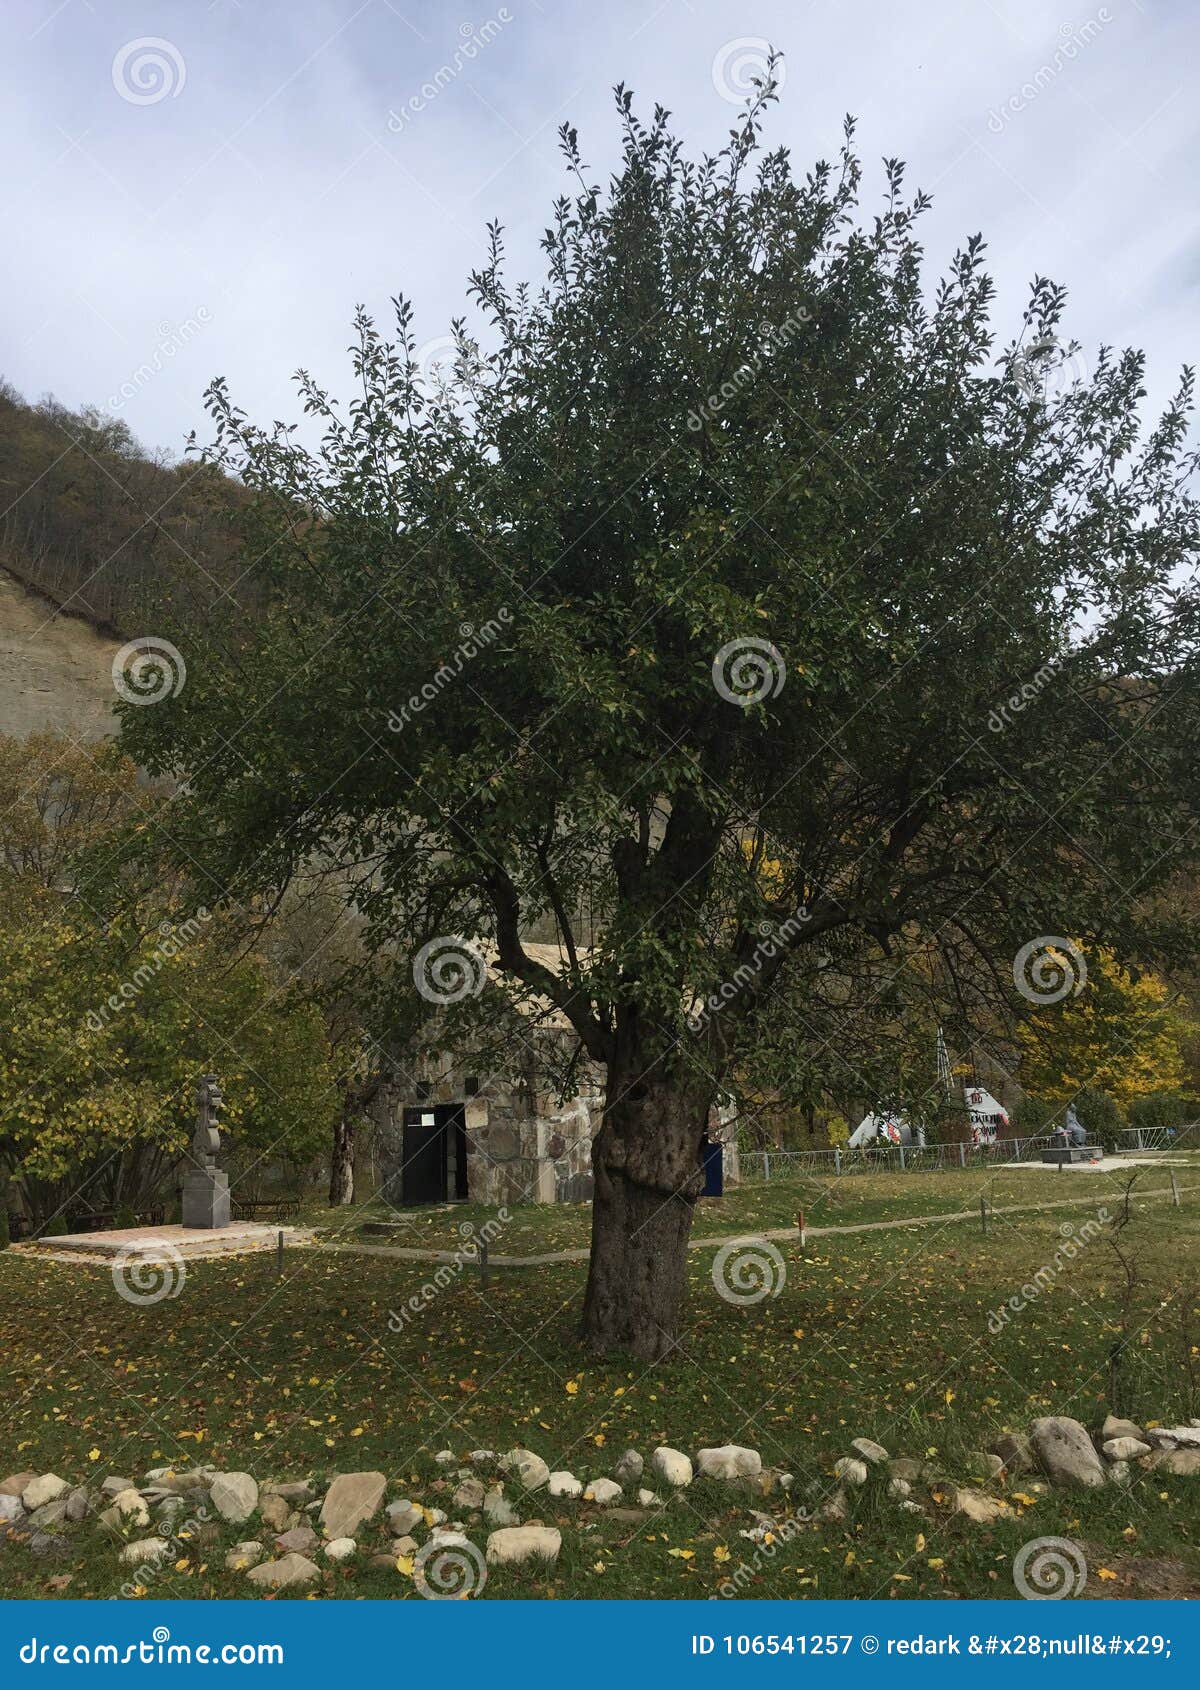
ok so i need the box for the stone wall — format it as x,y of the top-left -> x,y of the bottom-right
378,1033 -> 739,1207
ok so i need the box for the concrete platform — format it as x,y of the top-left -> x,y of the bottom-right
14,1222 -> 312,1265
1041,1146 -> 1103,1165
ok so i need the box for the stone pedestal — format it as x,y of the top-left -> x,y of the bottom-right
182,1167 -> 231,1229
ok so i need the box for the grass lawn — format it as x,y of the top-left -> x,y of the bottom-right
302,1154 -> 1200,1255
2,1164 -> 1198,1602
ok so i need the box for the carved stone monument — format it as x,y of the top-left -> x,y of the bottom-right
182,1073 -> 231,1229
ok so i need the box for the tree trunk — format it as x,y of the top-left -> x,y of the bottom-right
329,1114 -> 355,1206
581,1066 -> 711,1359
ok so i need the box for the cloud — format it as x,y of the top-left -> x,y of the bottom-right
1,0 -> 1194,454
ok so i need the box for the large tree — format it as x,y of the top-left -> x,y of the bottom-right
118,75 -> 1200,1356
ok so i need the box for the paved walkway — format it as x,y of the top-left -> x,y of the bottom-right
319,1178 -> 1196,1269
14,1161 -> 1192,1273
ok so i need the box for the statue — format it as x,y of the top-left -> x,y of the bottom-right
182,1073 -> 231,1229
191,1073 -> 223,1166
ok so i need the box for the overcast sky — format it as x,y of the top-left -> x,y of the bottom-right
2,0 -> 1195,457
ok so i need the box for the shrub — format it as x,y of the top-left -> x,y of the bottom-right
1128,1092 -> 1191,1133
1014,1095 -> 1053,1134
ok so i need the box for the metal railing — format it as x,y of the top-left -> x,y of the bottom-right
743,1133 -> 1099,1182
1114,1123 -> 1200,1154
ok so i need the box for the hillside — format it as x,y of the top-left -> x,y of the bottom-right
0,568 -> 121,740
0,380 -> 247,636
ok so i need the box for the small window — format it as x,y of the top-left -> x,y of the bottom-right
464,1076 -> 480,1097
416,1081 -> 432,1101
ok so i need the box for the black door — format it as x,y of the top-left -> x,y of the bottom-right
400,1104 -> 468,1204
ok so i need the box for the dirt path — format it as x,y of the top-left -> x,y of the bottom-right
319,1180 -> 1197,1269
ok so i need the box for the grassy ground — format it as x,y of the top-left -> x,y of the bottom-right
2,1164 -> 1198,1601
302,1155 -> 1200,1255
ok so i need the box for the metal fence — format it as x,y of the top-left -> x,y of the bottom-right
741,1133 -> 1099,1183
1114,1124 -> 1200,1154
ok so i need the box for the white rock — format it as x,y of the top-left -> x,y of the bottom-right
484,1487 -> 519,1526
0,1495 -> 24,1524
1107,1460 -> 1132,1485
500,1449 -> 550,1492
324,1536 -> 357,1561
887,1477 -> 911,1500
1103,1436 -> 1151,1461
548,1471 -> 583,1499
613,1448 -> 644,1484
584,1477 -> 622,1505
22,1475 -> 67,1512
100,1476 -> 134,1497
697,1445 -> 762,1481
1100,1415 -> 1144,1443
651,1447 -> 693,1488
485,1525 -> 561,1566
637,1488 -> 661,1507
120,1536 -> 170,1566
319,1472 -> 386,1539
833,1457 -> 868,1487
1146,1426 -> 1200,1450
225,1541 -> 264,1570
112,1488 -> 150,1528
468,1449 -> 496,1464
948,1485 -> 1006,1524
386,1500 -> 423,1534
246,1551 -> 320,1589
1030,1417 -> 1107,1489
453,1477 -> 485,1510
434,1450 -> 458,1465
209,1471 -> 258,1524
850,1438 -> 889,1466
